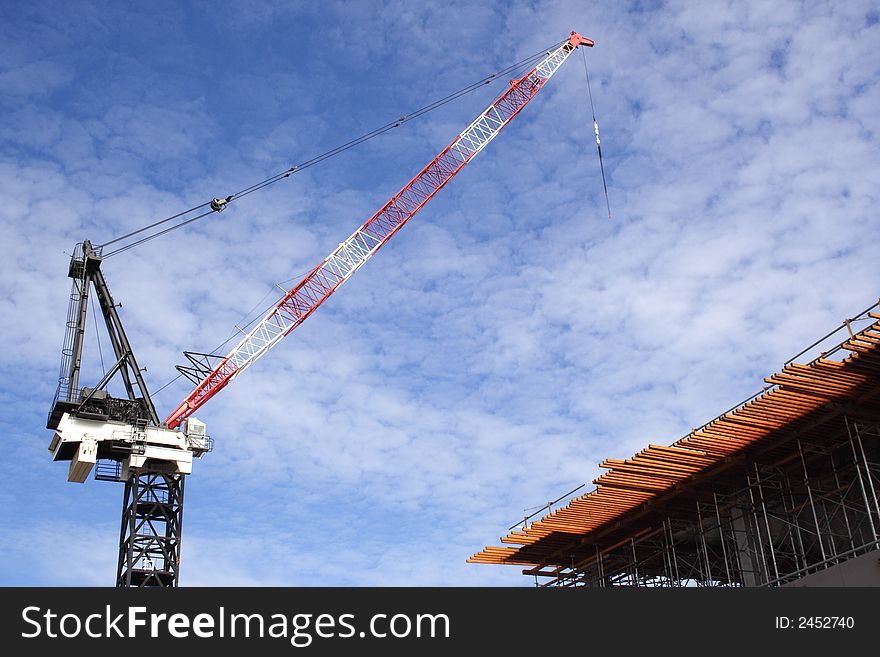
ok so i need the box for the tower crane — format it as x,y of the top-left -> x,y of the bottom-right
46,31 -> 596,586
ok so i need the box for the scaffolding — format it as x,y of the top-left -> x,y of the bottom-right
550,419 -> 879,587
469,304 -> 880,586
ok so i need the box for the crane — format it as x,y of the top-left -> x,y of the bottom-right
46,31 -> 596,586
165,31 -> 595,428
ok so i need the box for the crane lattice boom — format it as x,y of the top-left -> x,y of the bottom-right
166,31 -> 594,429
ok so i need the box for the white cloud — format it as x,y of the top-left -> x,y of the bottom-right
0,0 -> 878,587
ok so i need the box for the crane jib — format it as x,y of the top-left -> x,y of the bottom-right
165,31 -> 594,429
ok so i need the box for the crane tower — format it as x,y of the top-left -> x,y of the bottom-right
47,240 -> 210,586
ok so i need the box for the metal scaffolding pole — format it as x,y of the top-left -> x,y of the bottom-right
753,464 -> 779,582
695,502 -> 713,585
783,474 -> 808,573
712,493 -> 733,585
798,440 -> 828,564
848,419 -> 880,537
829,450 -> 856,552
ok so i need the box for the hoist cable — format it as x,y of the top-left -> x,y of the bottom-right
98,40 -> 567,258
98,202 -> 212,250
582,47 -> 612,219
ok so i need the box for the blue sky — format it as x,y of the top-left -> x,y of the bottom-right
1,0 -> 878,586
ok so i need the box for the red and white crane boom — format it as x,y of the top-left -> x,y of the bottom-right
166,31 -> 594,429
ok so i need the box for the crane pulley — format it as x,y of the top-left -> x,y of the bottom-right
165,31 -> 595,429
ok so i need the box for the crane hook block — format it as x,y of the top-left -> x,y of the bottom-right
211,196 -> 232,212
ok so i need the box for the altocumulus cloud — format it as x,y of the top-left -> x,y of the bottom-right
0,0 -> 877,585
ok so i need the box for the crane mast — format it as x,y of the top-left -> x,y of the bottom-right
166,31 -> 594,429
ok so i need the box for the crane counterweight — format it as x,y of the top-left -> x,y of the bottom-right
49,412 -> 210,483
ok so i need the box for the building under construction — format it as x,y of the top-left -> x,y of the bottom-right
470,305 -> 880,587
